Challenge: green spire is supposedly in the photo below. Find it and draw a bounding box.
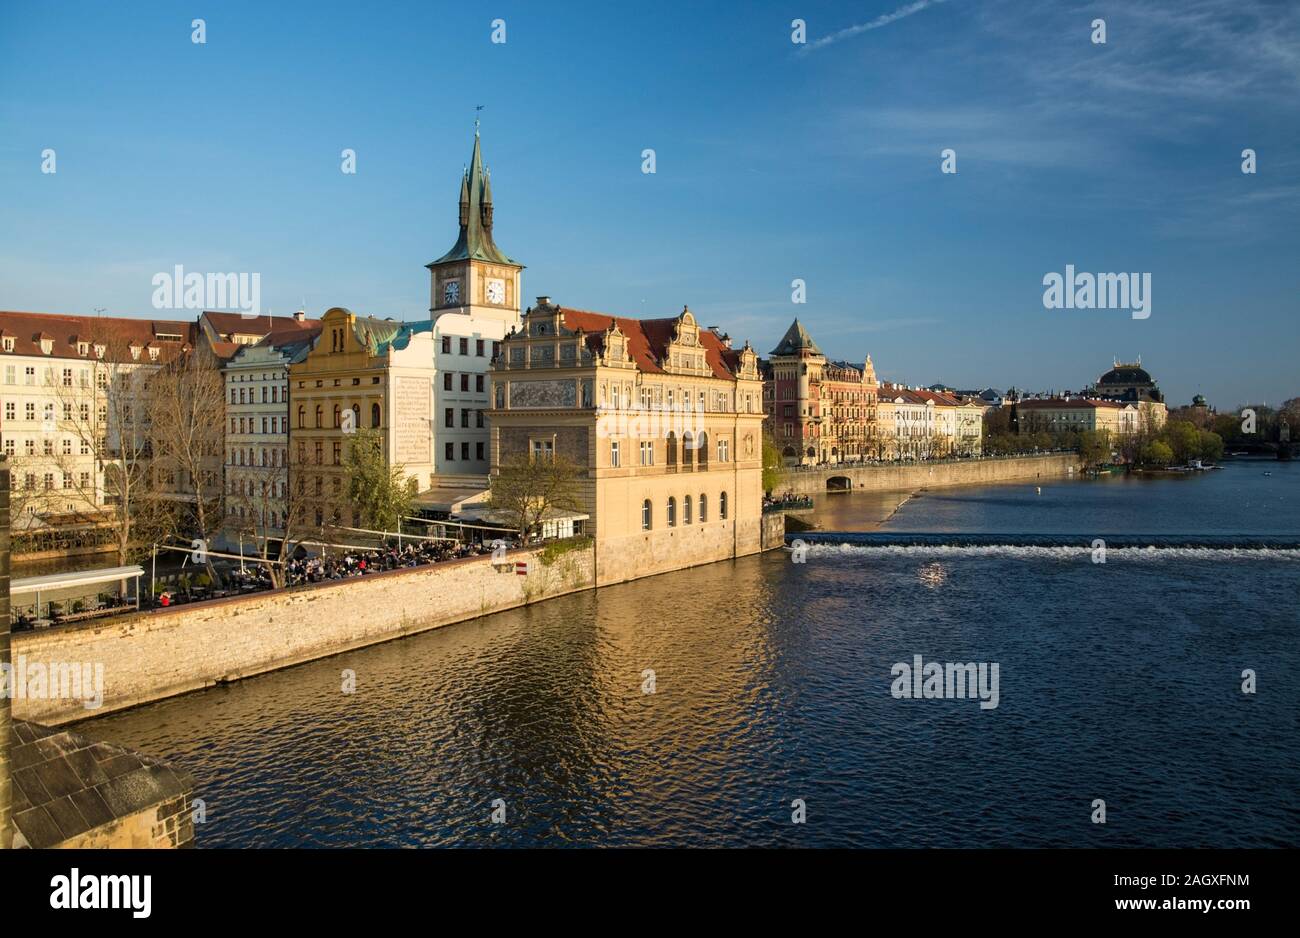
[429,130,516,268]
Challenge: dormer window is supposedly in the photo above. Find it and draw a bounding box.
[94,344,105,359]
[148,347,160,361]
[130,345,141,361]
[1,337,12,353]
[39,339,53,355]
[77,342,89,356]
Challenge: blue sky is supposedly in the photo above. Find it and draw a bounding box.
[1,0,1297,407]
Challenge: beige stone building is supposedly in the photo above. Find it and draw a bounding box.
[1015,397,1140,437]
[0,311,194,543]
[222,321,321,544]
[288,307,436,528]
[489,300,765,586]
[762,319,879,466]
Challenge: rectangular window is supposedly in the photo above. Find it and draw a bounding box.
[444,373,453,391]
[445,442,455,460]
[461,409,470,428]
[442,336,451,354]
[640,441,654,466]
[476,409,484,428]
[475,374,484,393]
[476,339,485,357]
[460,374,469,392]
[459,338,469,355]
[461,441,470,460]
[445,408,454,428]
[610,441,620,468]
[531,439,554,462]
[476,441,485,460]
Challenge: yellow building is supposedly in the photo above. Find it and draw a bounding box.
[1016,397,1139,437]
[489,300,765,586]
[288,307,436,528]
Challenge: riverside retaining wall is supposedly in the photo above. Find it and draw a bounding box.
[779,454,1077,495]
[11,543,596,726]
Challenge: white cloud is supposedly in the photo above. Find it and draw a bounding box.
[804,0,953,52]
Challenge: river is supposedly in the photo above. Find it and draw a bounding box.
[82,459,1300,847]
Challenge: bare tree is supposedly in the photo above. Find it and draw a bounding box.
[45,325,176,564]
[487,453,585,545]
[226,442,326,589]
[146,348,226,585]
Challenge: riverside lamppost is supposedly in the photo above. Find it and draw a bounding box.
[0,456,13,850]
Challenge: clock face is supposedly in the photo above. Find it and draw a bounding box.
[486,278,505,305]
[443,280,460,305]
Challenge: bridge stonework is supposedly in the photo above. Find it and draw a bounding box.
[776,454,1078,497]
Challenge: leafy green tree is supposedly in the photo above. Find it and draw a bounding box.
[1164,420,1202,464]
[344,427,413,532]
[761,429,785,494]
[1198,430,1224,463]
[1077,429,1111,467]
[1141,439,1174,466]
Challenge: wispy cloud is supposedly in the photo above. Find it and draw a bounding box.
[805,0,951,52]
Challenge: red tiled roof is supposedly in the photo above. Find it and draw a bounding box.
[557,308,739,380]
[201,311,315,336]
[908,388,962,406]
[0,311,195,361]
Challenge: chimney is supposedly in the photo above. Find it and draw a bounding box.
[535,296,552,308]
[294,309,305,322]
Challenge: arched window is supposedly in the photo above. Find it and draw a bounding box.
[315,405,323,428]
[667,496,676,527]
[297,405,305,429]
[642,498,652,531]
[682,432,694,470]
[333,404,341,428]
[720,491,728,520]
[699,494,707,522]
[666,432,678,470]
[697,432,708,470]
[371,402,380,428]
[684,495,692,524]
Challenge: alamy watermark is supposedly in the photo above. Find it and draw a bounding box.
[1,655,104,710]
[890,654,999,709]
[152,265,262,318]
[1042,265,1150,320]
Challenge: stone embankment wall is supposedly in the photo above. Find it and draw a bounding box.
[12,543,595,725]
[779,454,1077,496]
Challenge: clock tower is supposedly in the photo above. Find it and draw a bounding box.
[425,129,524,328]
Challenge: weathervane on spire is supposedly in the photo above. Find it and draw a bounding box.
[474,104,484,134]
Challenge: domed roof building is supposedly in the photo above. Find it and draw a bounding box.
[1092,357,1163,404]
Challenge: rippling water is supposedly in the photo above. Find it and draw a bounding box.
[84,461,1300,847]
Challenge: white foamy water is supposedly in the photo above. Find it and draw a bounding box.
[802,543,1300,561]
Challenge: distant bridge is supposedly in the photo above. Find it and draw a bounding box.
[774,453,1078,497]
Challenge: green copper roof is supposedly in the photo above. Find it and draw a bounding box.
[354,316,433,355]
[427,132,520,268]
[770,318,823,356]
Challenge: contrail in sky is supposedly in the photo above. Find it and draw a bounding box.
[805,0,951,51]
